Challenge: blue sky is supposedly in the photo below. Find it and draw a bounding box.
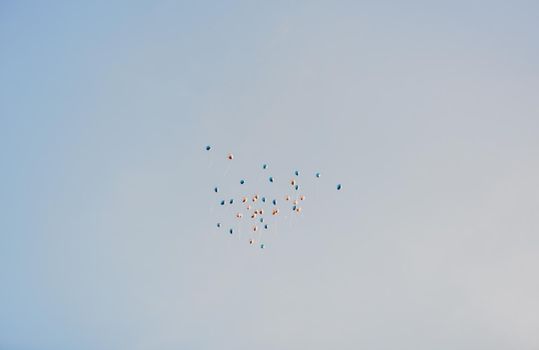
[1,1,538,349]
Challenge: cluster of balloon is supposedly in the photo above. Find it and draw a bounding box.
[205,145,342,249]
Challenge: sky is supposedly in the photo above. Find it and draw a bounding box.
[1,1,538,349]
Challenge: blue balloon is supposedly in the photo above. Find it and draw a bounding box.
[214,187,219,193]
[316,172,321,178]
[229,199,234,204]
[206,145,211,151]
[220,200,225,205]
[229,228,233,234]
[295,184,299,191]
[295,170,299,176]
[217,223,221,228]
[272,199,277,205]
[292,205,297,211]
[262,197,266,202]
[260,218,264,223]
[264,224,268,229]
[260,243,265,249]
[262,164,268,169]
[240,179,245,185]
[269,176,274,182]
[337,184,342,190]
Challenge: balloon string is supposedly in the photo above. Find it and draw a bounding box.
[209,196,216,218]
[222,162,232,178]
[253,168,264,192]
[258,223,265,246]
[282,211,291,234]
[207,152,214,169]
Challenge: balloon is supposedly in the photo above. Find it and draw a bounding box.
[204,147,343,249]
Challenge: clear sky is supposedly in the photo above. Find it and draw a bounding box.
[1,1,538,349]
